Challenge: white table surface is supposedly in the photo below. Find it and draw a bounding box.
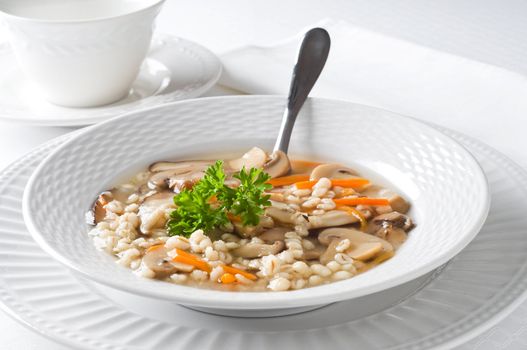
[1,0,527,349]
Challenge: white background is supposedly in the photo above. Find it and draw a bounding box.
[1,0,527,348]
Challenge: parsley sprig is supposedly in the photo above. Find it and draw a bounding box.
[166,160,272,237]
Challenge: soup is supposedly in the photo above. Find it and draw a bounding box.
[87,147,414,291]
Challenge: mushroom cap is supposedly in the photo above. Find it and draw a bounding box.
[147,161,212,190]
[302,242,326,260]
[228,147,268,171]
[141,191,175,206]
[142,246,178,278]
[347,242,383,261]
[265,205,302,225]
[167,171,205,193]
[308,209,371,229]
[318,227,393,264]
[233,221,262,238]
[231,240,285,258]
[310,163,359,180]
[263,150,291,178]
[149,160,213,173]
[385,227,407,249]
[370,211,413,232]
[367,212,412,249]
[257,227,290,243]
[88,191,113,225]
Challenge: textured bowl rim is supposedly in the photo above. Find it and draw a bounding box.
[22,95,491,309]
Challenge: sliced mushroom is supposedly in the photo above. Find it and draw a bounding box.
[302,242,326,260]
[310,163,359,180]
[369,211,414,232]
[147,161,212,190]
[360,185,410,214]
[265,205,303,225]
[308,209,371,229]
[228,147,267,171]
[141,246,178,278]
[231,240,285,258]
[141,191,175,206]
[149,160,213,173]
[368,212,412,249]
[232,215,274,238]
[138,192,174,233]
[385,227,407,250]
[233,222,263,238]
[318,228,393,264]
[148,170,172,189]
[224,178,242,188]
[167,171,205,193]
[263,150,291,178]
[87,191,113,225]
[258,227,290,242]
[347,242,383,260]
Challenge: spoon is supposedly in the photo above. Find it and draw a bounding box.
[273,28,331,154]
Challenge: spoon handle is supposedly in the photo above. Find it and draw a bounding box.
[273,27,331,154]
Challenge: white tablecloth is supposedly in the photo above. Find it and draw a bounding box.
[1,1,527,349]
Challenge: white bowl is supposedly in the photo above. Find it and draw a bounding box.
[23,96,490,316]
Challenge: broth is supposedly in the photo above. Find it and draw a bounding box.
[87,147,414,292]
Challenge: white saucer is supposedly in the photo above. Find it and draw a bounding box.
[0,34,222,126]
[0,128,526,349]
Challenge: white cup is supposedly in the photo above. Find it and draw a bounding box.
[0,0,165,107]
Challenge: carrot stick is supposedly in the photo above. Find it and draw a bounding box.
[294,178,370,190]
[172,255,211,273]
[294,180,318,189]
[173,248,198,259]
[333,198,390,206]
[172,248,211,272]
[219,273,237,284]
[337,205,367,231]
[222,265,257,281]
[267,174,310,187]
[330,178,370,188]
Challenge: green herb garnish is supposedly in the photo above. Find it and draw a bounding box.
[166,160,272,237]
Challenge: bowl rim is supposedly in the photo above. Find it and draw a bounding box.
[22,95,491,309]
[0,0,166,25]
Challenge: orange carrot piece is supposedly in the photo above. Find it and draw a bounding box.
[174,248,197,259]
[172,249,211,273]
[220,273,237,284]
[337,205,367,231]
[267,174,310,187]
[293,180,318,189]
[330,178,370,188]
[222,265,257,281]
[146,244,164,253]
[294,178,370,190]
[227,212,242,222]
[172,255,211,273]
[333,198,390,206]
